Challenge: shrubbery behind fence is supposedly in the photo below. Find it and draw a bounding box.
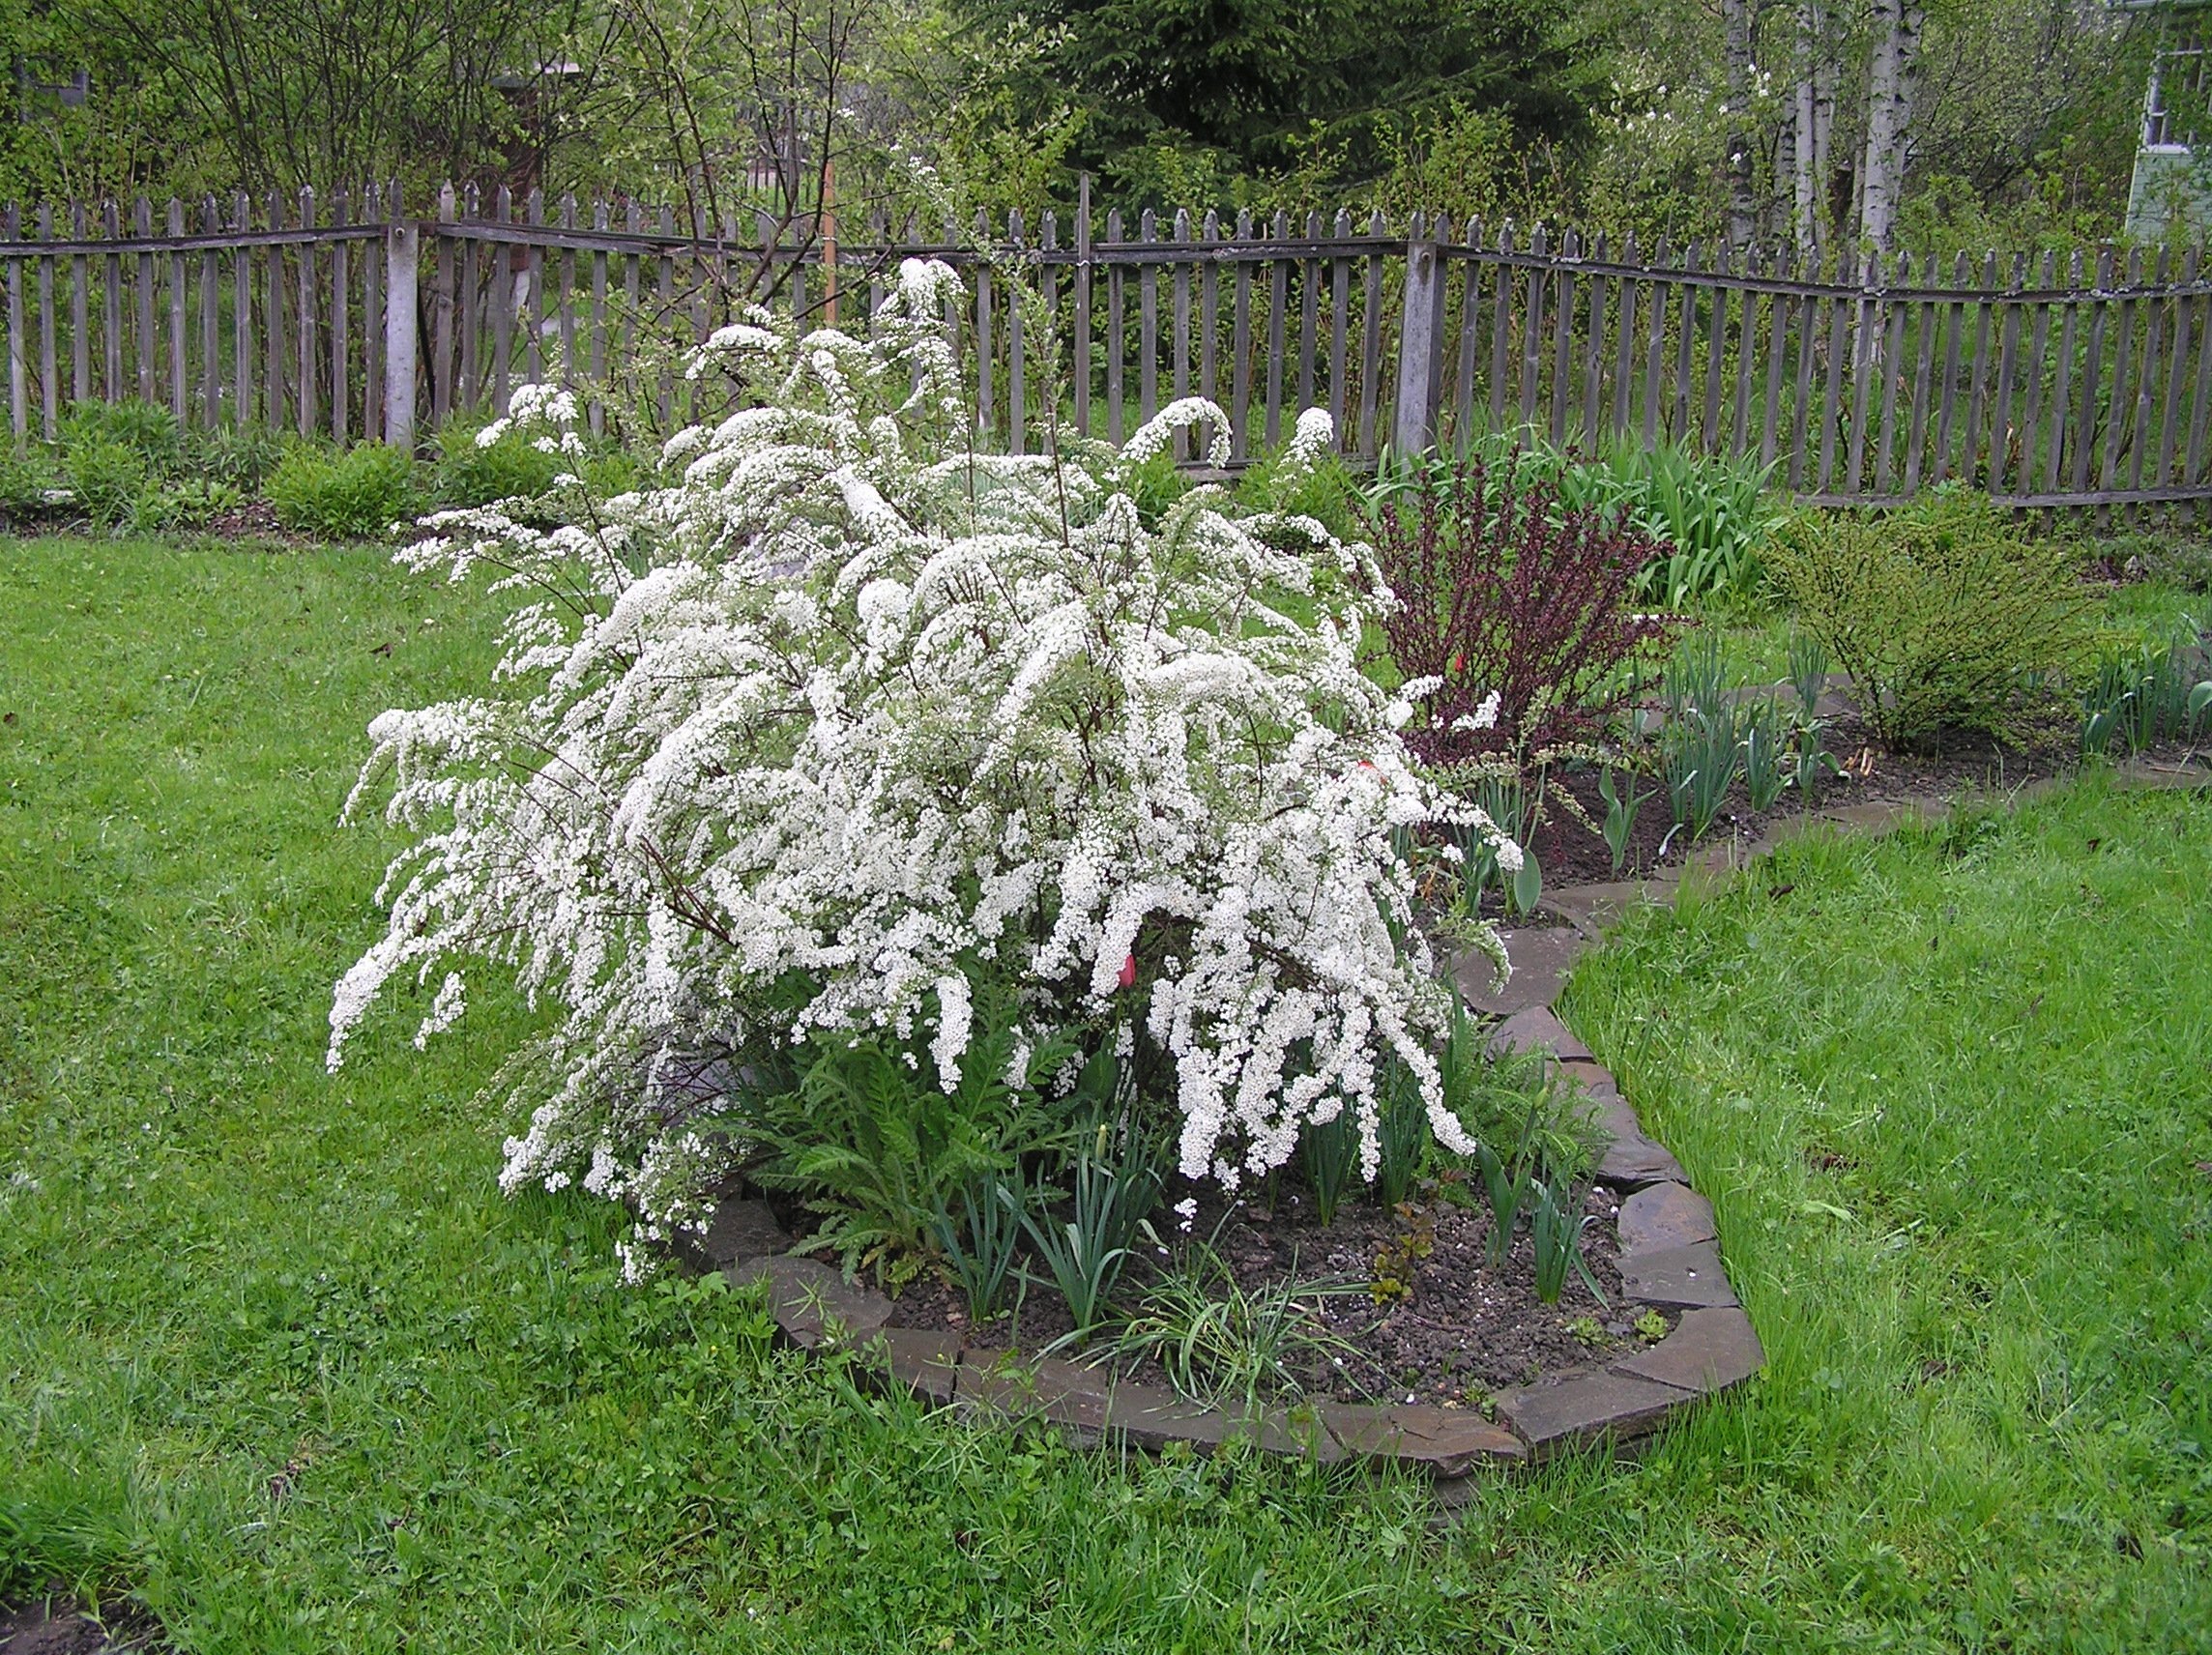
[6,182,2212,509]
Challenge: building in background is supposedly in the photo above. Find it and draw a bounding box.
[2125,0,2212,238]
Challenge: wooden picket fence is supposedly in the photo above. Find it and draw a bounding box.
[8,182,2212,512]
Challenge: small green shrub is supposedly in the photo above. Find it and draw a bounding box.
[0,446,64,521]
[131,478,244,533]
[185,422,285,489]
[434,416,562,507]
[2139,536,2212,594]
[60,397,181,472]
[65,439,151,527]
[268,444,419,539]
[1767,492,2101,748]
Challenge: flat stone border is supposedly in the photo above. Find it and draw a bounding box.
[675,759,2208,1490]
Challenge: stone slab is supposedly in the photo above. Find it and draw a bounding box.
[1591,1096,1688,1189]
[957,1354,1110,1424]
[951,1358,1333,1459]
[725,1254,894,1347]
[1457,925,1591,1016]
[2114,759,2212,792]
[1321,1402,1527,1475]
[1819,798,1943,835]
[1541,879,1667,936]
[1618,1239,1739,1310]
[681,1198,791,1272]
[1556,1058,1623,1105]
[1616,1181,1717,1255]
[1612,1306,1763,1395]
[859,1326,965,1404]
[1486,1005,1593,1063]
[1492,1370,1685,1456]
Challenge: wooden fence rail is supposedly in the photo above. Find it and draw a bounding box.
[7,184,2212,512]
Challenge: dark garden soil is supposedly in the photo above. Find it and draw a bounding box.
[883,1177,1659,1407]
[0,1594,155,1655]
[1494,713,2207,895]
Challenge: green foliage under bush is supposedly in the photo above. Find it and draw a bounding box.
[433,416,562,507]
[1558,440,1785,611]
[268,443,419,539]
[1766,491,2100,749]
[64,438,152,528]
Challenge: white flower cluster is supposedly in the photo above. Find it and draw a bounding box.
[330,258,1513,1256]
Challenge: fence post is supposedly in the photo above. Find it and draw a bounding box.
[385,219,419,450]
[1392,238,1445,454]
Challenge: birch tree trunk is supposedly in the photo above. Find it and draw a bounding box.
[1724,0,1758,254]
[1859,0,1924,254]
[1792,0,1836,256]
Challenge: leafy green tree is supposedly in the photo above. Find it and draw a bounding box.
[954,0,1607,204]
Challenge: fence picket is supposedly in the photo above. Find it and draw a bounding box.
[1614,234,1642,440]
[1264,210,1286,449]
[1760,247,1790,472]
[1701,246,1730,450]
[1551,228,1579,444]
[1105,209,1125,445]
[2159,249,2195,487]
[1073,178,1091,438]
[1359,211,1385,456]
[1008,208,1026,454]
[5,206,22,446]
[5,189,2210,511]
[2046,252,2083,493]
[263,193,285,430]
[1989,255,2024,492]
[297,188,319,436]
[1174,209,1193,452]
[2131,248,2166,505]
[70,202,89,407]
[330,189,350,443]
[199,198,220,428]
[1957,252,1995,484]
[1297,211,1319,417]
[2100,247,2139,506]
[1582,232,1611,445]
[36,205,56,440]
[1521,224,1550,425]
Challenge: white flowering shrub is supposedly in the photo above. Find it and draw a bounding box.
[330,259,1512,1268]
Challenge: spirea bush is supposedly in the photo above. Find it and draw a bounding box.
[329,260,1512,1272]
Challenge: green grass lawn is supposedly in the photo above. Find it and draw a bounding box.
[3,535,2208,1652]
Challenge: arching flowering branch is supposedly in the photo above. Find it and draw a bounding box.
[331,259,1515,1271]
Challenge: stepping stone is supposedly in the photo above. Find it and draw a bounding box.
[1612,1306,1763,1395]
[1486,1005,1593,1063]
[1616,1181,1717,1255]
[1102,1383,1336,1461]
[1542,880,1660,936]
[859,1326,964,1404]
[1456,925,1591,1016]
[1819,798,1944,834]
[725,1254,893,1347]
[679,1197,790,1272]
[1590,1096,1687,1189]
[1619,1239,1739,1309]
[1320,1402,1527,1475]
[1491,1370,1685,1457]
[1557,1058,1623,1104]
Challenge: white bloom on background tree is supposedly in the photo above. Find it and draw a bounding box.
[330,258,1513,1264]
